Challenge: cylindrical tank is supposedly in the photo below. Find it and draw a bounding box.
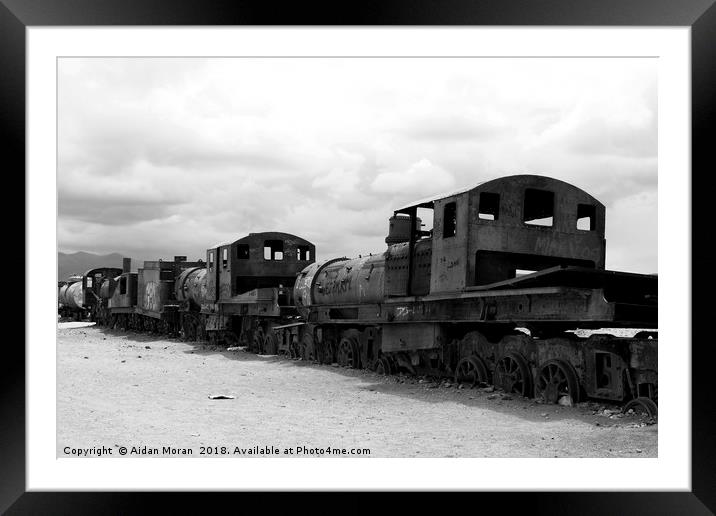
[99,277,117,299]
[59,281,84,310]
[175,267,208,310]
[58,284,69,307]
[293,254,386,316]
[293,261,330,315]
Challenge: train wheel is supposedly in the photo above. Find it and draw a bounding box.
[337,337,359,368]
[263,331,279,355]
[223,331,239,347]
[494,352,533,397]
[623,397,658,418]
[454,356,489,388]
[316,339,333,365]
[300,334,315,361]
[374,356,393,375]
[535,359,580,405]
[252,328,265,354]
[183,318,197,341]
[196,320,207,342]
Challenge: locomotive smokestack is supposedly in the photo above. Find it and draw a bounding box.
[122,257,131,273]
[174,255,187,263]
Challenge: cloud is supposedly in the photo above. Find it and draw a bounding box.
[57,57,657,273]
[399,115,504,142]
[370,159,455,198]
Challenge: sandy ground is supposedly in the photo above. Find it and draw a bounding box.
[57,324,657,458]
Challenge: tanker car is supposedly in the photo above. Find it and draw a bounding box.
[59,175,658,415]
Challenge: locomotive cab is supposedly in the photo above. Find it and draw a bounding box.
[205,232,316,304]
[386,174,606,296]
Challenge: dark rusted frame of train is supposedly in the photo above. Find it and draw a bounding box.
[61,175,658,412]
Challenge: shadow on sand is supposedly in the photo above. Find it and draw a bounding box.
[93,326,652,428]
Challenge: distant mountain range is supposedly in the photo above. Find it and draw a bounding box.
[58,251,126,281]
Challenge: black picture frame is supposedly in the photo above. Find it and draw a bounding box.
[4,0,715,513]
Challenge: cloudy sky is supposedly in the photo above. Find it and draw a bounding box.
[58,57,656,273]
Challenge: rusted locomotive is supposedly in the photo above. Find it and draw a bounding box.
[77,232,316,354]
[58,267,123,321]
[58,175,657,414]
[95,256,206,334]
[290,175,657,414]
[174,232,315,352]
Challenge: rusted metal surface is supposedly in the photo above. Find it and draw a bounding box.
[60,281,84,310]
[109,272,137,309]
[99,277,116,299]
[136,258,203,318]
[391,175,606,292]
[309,255,385,306]
[205,232,315,302]
[175,267,208,310]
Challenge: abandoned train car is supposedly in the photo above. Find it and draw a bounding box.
[59,174,657,414]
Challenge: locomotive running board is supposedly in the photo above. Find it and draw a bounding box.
[465,265,657,305]
[270,321,306,330]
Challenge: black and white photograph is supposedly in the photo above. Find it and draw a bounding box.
[8,17,703,501]
[55,54,660,459]
[1,0,714,506]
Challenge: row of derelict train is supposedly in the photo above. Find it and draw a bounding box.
[58,175,658,415]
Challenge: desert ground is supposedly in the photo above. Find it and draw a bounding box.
[57,323,657,458]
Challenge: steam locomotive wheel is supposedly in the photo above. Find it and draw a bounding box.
[454,356,489,388]
[315,340,329,364]
[337,337,359,368]
[494,352,533,397]
[535,359,580,404]
[263,331,279,355]
[183,318,196,341]
[623,397,658,418]
[196,321,207,342]
[223,331,239,347]
[374,356,393,375]
[252,328,265,354]
[300,334,315,361]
